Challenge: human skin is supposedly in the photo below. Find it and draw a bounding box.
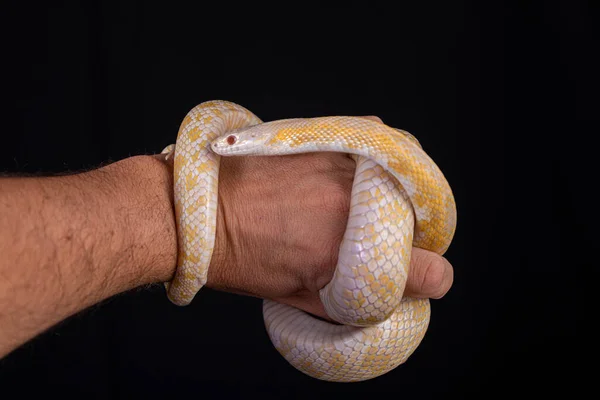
[0,118,454,358]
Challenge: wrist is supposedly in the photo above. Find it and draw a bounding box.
[114,154,178,288]
[85,154,178,294]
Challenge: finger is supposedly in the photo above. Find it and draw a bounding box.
[404,247,454,299]
[358,115,383,123]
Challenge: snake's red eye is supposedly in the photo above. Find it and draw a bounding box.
[226,135,237,145]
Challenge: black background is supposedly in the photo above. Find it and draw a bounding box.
[0,1,592,399]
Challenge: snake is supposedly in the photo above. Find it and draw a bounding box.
[162,100,456,382]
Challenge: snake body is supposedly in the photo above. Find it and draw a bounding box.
[164,100,456,382]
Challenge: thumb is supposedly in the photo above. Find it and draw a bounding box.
[404,247,454,299]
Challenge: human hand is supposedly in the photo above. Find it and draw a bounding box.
[205,117,454,320]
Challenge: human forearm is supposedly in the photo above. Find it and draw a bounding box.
[0,155,177,357]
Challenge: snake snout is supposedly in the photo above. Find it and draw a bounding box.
[210,139,227,152]
[211,133,239,154]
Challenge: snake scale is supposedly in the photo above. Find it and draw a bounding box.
[162,100,456,382]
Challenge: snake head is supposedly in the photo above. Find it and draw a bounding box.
[210,123,276,156]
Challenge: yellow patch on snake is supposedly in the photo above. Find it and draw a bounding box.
[181,115,193,128]
[188,126,202,142]
[184,225,198,240]
[185,173,199,192]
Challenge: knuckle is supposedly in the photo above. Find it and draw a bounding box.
[310,153,346,172]
[360,115,383,123]
[319,184,351,216]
